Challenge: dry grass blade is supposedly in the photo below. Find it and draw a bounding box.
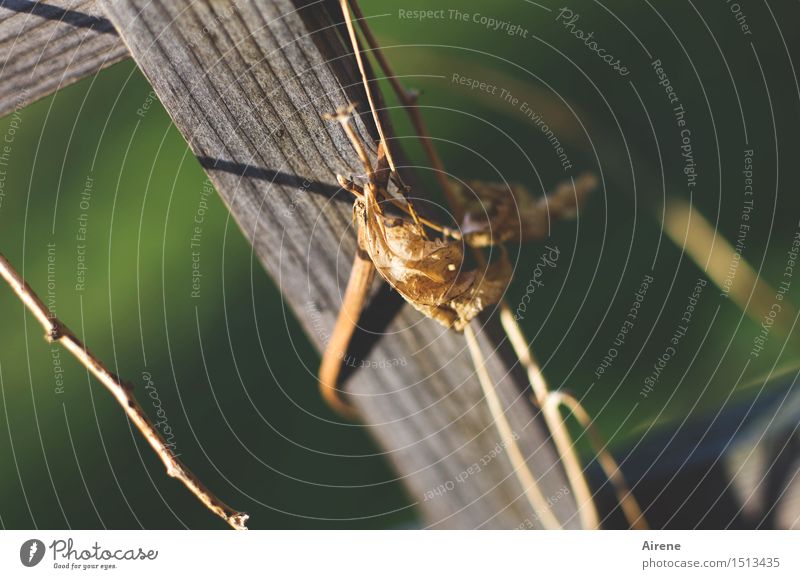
[0,253,248,530]
[338,0,426,235]
[499,305,649,529]
[663,197,795,334]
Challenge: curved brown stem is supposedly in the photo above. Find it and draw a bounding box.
[318,249,375,419]
[545,391,649,530]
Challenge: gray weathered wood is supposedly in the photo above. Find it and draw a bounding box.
[100,0,580,528]
[0,0,127,117]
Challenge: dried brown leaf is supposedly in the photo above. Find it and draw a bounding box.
[355,194,510,330]
[453,173,597,247]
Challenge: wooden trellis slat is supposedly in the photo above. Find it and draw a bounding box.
[0,0,127,117]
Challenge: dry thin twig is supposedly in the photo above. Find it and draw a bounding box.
[338,0,426,236]
[0,252,248,530]
[346,0,462,218]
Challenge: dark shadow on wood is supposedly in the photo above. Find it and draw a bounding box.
[335,280,407,389]
[197,156,345,201]
[1,0,117,34]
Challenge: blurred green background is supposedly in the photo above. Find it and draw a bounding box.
[1,0,799,529]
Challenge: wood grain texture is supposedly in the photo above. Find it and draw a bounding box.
[0,0,128,117]
[101,0,581,528]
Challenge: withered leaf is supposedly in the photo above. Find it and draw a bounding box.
[453,173,597,247]
[354,195,510,331]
